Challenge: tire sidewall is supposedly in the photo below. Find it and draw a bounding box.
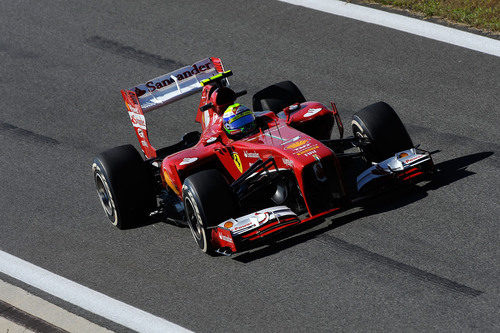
[92,161,119,226]
[183,183,210,252]
[181,169,238,254]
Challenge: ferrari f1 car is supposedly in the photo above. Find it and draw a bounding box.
[92,57,434,255]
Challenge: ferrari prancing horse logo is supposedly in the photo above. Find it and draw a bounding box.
[232,152,243,173]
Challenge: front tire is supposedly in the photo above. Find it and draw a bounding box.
[182,170,237,254]
[92,145,155,229]
[352,102,413,162]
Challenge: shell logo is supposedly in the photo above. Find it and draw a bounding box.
[286,140,308,149]
[398,152,409,158]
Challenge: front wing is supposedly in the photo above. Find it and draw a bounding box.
[210,206,339,254]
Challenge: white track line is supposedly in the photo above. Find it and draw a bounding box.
[0,250,191,333]
[279,0,500,57]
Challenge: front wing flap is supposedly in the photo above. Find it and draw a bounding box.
[210,205,339,254]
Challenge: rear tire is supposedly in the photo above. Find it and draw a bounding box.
[252,81,306,113]
[182,170,237,254]
[352,102,413,162]
[92,145,155,229]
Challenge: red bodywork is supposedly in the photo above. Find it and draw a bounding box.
[120,60,347,253]
[163,92,343,214]
[168,84,345,251]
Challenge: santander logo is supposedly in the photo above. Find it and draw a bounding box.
[141,62,212,93]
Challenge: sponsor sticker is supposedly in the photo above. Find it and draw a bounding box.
[129,114,146,129]
[244,151,260,159]
[304,107,322,117]
[233,222,254,231]
[286,140,308,150]
[293,142,311,152]
[218,232,233,244]
[404,155,422,164]
[179,157,198,166]
[296,145,319,155]
[126,100,142,115]
[134,87,146,97]
[254,212,270,225]
[143,62,212,93]
[304,150,318,157]
[232,152,243,173]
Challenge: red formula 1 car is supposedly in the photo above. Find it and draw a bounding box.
[92,57,434,255]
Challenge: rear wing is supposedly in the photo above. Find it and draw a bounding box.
[120,57,226,159]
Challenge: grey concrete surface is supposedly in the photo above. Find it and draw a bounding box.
[0,1,498,332]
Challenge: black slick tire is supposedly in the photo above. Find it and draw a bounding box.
[252,81,306,113]
[182,170,237,254]
[92,144,155,229]
[352,102,413,162]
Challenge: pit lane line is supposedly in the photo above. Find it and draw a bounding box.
[0,250,191,333]
[279,0,500,57]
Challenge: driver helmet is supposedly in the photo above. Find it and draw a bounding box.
[222,103,256,136]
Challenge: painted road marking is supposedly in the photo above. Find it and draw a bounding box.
[0,279,112,332]
[0,250,191,333]
[279,0,500,57]
[0,316,35,333]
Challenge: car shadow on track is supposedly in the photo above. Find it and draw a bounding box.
[233,151,494,263]
[129,215,188,230]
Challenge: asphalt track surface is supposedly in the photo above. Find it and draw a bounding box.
[0,1,498,332]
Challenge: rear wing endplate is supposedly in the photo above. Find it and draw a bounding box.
[120,57,225,159]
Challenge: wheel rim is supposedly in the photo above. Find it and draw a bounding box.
[95,172,115,218]
[352,120,365,138]
[352,120,373,161]
[185,196,202,241]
